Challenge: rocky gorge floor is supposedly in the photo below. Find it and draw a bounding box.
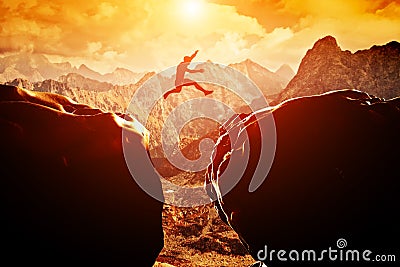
[153,172,256,267]
[154,204,255,267]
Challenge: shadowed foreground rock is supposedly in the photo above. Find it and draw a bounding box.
[0,85,164,266]
[207,90,399,266]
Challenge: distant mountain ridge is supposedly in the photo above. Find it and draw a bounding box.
[6,75,137,113]
[0,52,293,95]
[3,36,399,106]
[3,36,400,181]
[0,53,145,85]
[58,73,114,92]
[275,36,400,103]
[229,59,293,96]
[275,64,295,81]
[0,53,71,82]
[75,64,145,85]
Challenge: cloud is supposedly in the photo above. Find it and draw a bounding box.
[234,0,400,70]
[280,0,400,51]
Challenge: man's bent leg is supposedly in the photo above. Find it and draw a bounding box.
[163,86,182,99]
[183,79,213,96]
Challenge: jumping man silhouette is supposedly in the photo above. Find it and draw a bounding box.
[163,50,213,99]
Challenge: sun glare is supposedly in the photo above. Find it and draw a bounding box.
[182,0,204,18]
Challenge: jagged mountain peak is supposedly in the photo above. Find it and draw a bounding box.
[238,58,268,68]
[78,64,93,71]
[368,40,400,52]
[75,64,103,80]
[229,59,291,96]
[386,40,400,48]
[243,58,255,64]
[230,58,274,74]
[274,36,400,103]
[59,72,86,80]
[275,64,295,81]
[113,67,131,72]
[312,35,340,51]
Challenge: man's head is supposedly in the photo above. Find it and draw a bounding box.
[183,56,192,62]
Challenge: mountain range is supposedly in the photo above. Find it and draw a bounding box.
[2,36,399,107]
[275,36,400,103]
[0,51,294,97]
[0,52,145,85]
[2,35,400,177]
[4,58,295,115]
[229,59,294,96]
[4,58,293,178]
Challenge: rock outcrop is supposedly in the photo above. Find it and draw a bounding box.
[0,85,164,266]
[275,36,400,103]
[207,90,400,266]
[6,77,136,113]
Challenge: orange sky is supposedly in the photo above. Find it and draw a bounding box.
[1,0,399,73]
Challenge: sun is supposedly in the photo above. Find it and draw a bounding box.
[182,0,204,18]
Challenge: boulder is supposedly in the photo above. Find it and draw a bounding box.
[206,90,399,266]
[0,85,164,266]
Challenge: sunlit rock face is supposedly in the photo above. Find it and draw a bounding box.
[275,36,400,104]
[0,85,164,266]
[207,90,399,266]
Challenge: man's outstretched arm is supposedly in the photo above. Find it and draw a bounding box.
[186,50,204,73]
[187,68,204,73]
[188,50,199,61]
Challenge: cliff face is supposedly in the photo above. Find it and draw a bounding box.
[0,85,164,265]
[276,36,400,103]
[207,90,400,265]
